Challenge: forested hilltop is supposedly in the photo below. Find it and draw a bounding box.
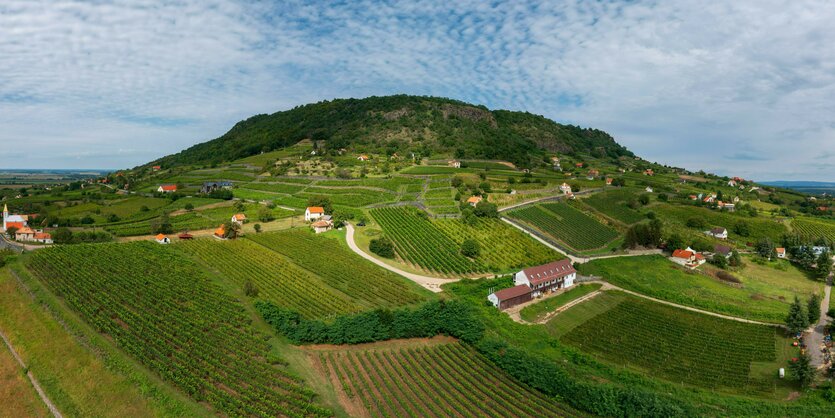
[153,95,632,168]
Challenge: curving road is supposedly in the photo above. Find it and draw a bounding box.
[344,223,456,293]
[807,273,832,369]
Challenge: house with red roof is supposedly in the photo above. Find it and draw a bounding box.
[305,206,325,221]
[487,285,534,310]
[213,224,227,240]
[15,226,35,242]
[311,219,333,234]
[155,234,170,244]
[514,259,577,297]
[670,247,706,269]
[3,204,28,232]
[157,184,177,193]
[231,213,247,224]
[776,247,786,259]
[466,196,483,207]
[643,169,654,176]
[152,165,161,171]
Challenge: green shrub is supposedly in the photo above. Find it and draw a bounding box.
[369,237,395,258]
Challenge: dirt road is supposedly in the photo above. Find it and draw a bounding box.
[807,273,832,369]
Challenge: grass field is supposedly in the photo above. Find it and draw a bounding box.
[507,202,619,251]
[652,203,788,243]
[579,255,819,323]
[544,291,629,337]
[247,229,429,308]
[0,268,204,417]
[560,293,781,394]
[318,341,584,418]
[582,189,644,224]
[0,343,48,418]
[520,283,602,322]
[26,243,331,417]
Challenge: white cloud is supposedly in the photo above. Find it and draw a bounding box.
[0,0,833,180]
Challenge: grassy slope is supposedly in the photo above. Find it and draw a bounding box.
[0,268,206,417]
[0,344,48,418]
[520,283,603,322]
[578,255,816,323]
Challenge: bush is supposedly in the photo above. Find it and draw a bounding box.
[686,217,705,229]
[461,239,480,258]
[369,237,395,258]
[715,271,740,283]
[243,280,259,297]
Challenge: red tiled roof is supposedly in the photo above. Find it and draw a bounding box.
[776,247,786,254]
[155,234,167,240]
[672,249,694,259]
[34,232,51,240]
[4,222,25,230]
[233,213,246,221]
[159,184,177,191]
[16,226,34,235]
[467,196,482,204]
[307,206,324,214]
[311,220,331,228]
[522,259,576,286]
[492,285,532,301]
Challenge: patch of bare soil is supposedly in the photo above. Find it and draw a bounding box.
[785,391,801,401]
[301,335,457,352]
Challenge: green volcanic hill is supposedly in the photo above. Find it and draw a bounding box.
[153,95,632,168]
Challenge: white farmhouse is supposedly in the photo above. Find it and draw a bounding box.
[305,206,325,221]
[513,259,576,298]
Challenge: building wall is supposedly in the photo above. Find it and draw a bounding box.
[498,292,532,310]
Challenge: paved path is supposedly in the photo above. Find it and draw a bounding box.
[500,217,662,264]
[344,223,456,293]
[807,273,832,369]
[0,329,63,418]
[497,188,602,213]
[505,280,782,327]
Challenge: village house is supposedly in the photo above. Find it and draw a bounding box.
[155,234,170,244]
[311,218,333,234]
[713,244,732,259]
[587,169,599,180]
[152,165,161,171]
[645,186,653,193]
[32,232,53,244]
[231,213,247,224]
[718,201,735,211]
[551,156,561,171]
[467,196,483,207]
[15,226,35,241]
[448,160,461,168]
[487,259,578,310]
[706,227,728,239]
[560,183,572,194]
[575,162,583,168]
[305,206,325,221]
[213,224,227,240]
[727,180,736,187]
[776,247,786,259]
[605,178,613,186]
[671,247,706,269]
[200,181,233,194]
[157,184,177,193]
[644,169,654,176]
[703,195,715,204]
[357,155,369,161]
[689,195,698,200]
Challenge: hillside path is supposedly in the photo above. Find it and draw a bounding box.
[500,217,662,264]
[0,329,63,418]
[807,273,832,369]
[344,223,457,293]
[506,280,782,327]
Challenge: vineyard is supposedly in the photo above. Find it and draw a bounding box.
[247,230,428,308]
[582,189,644,224]
[26,242,330,417]
[371,207,483,275]
[562,295,779,393]
[318,341,584,418]
[177,239,363,318]
[507,202,619,250]
[652,204,787,242]
[792,217,835,241]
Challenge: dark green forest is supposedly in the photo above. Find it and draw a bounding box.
[151,95,632,168]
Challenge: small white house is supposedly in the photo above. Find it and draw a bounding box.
[311,219,333,234]
[155,234,170,244]
[157,184,177,193]
[467,196,483,207]
[559,183,572,194]
[706,227,728,239]
[448,160,461,168]
[645,186,653,193]
[231,213,247,224]
[776,248,786,259]
[305,206,325,221]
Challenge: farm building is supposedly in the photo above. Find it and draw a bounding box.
[448,160,461,168]
[605,178,613,185]
[157,184,178,193]
[14,226,35,241]
[311,219,333,234]
[713,244,732,258]
[587,169,599,180]
[155,234,170,244]
[213,225,227,240]
[466,196,483,207]
[514,259,577,298]
[231,213,247,224]
[32,232,53,244]
[357,155,369,161]
[706,227,728,239]
[645,186,653,193]
[178,233,194,240]
[643,169,654,176]
[776,247,786,258]
[152,165,161,171]
[487,285,533,310]
[671,248,706,269]
[560,183,572,194]
[200,181,233,193]
[305,206,325,221]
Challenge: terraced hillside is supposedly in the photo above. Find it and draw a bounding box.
[506,202,619,251]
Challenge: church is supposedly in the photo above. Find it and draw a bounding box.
[2,204,28,232]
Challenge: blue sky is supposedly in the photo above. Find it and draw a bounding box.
[1,0,834,181]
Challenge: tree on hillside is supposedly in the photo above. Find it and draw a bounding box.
[624,219,663,249]
[786,296,810,334]
[807,294,821,325]
[461,239,480,258]
[257,206,274,222]
[755,238,776,260]
[151,214,173,234]
[816,251,832,279]
[733,221,750,237]
[473,201,498,218]
[222,220,241,239]
[665,234,685,251]
[789,352,816,388]
[686,217,705,229]
[370,237,395,258]
[729,250,743,267]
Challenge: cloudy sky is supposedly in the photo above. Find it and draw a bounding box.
[1,1,833,180]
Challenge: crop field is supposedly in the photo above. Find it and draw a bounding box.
[578,256,812,323]
[792,217,835,241]
[316,177,423,192]
[371,207,482,275]
[26,242,331,417]
[0,346,48,417]
[582,189,644,224]
[247,230,428,308]
[561,295,779,393]
[507,202,619,250]
[653,204,787,242]
[423,187,454,199]
[241,181,307,194]
[319,342,583,418]
[432,217,559,271]
[177,239,363,318]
